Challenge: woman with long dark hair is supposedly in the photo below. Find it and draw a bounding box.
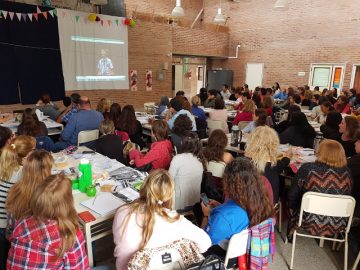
[17,108,48,137]
[279,112,316,148]
[320,110,342,141]
[118,105,144,149]
[338,116,359,157]
[109,103,122,129]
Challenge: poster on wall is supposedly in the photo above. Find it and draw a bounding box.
[146,70,152,91]
[130,70,138,91]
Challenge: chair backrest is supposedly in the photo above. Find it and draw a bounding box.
[77,129,99,147]
[148,248,185,270]
[206,119,224,135]
[237,121,251,130]
[224,229,249,269]
[299,192,356,233]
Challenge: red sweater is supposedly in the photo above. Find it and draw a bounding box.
[232,111,253,125]
[129,139,173,170]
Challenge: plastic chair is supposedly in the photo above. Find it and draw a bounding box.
[352,251,360,270]
[290,192,356,270]
[274,200,282,233]
[148,248,185,270]
[77,129,99,147]
[206,119,224,135]
[224,229,249,270]
[237,121,251,130]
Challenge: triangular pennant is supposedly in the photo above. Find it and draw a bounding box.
[33,13,38,21]
[28,13,33,21]
[9,12,14,20]
[49,10,54,17]
[100,19,104,26]
[36,6,41,14]
[21,13,27,21]
[42,11,48,19]
[75,15,80,22]
[2,10,8,19]
[53,9,57,16]
[83,17,87,24]
[107,19,111,26]
[16,13,21,21]
[114,19,119,26]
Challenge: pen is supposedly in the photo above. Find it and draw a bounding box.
[92,194,98,206]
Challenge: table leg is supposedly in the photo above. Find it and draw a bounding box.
[85,223,94,267]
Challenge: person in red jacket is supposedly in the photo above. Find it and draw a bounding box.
[232,99,256,125]
[129,120,173,171]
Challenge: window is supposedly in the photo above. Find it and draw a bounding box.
[309,64,345,91]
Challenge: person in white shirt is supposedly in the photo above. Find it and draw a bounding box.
[169,132,205,211]
[220,84,231,100]
[112,169,211,270]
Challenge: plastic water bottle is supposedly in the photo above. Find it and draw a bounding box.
[78,158,92,193]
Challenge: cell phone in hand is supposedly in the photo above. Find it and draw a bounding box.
[200,193,209,205]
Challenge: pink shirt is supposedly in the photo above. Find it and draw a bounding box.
[209,109,229,133]
[112,206,211,270]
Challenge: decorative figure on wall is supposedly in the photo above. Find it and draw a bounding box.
[130,70,138,91]
[146,70,152,91]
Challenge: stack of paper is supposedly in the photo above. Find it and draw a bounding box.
[80,192,125,216]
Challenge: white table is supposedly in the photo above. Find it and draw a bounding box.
[1,115,63,135]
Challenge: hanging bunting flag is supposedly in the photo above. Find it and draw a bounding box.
[42,11,47,19]
[114,18,119,26]
[52,9,57,16]
[33,13,38,21]
[16,12,21,21]
[107,19,111,26]
[2,10,8,19]
[75,15,80,22]
[100,19,104,26]
[9,11,14,20]
[36,6,41,14]
[49,10,54,17]
[28,13,33,21]
[21,13,27,21]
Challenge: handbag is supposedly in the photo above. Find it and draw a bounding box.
[187,255,225,270]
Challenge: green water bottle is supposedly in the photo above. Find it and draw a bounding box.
[78,158,92,193]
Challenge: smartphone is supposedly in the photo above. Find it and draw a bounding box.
[200,193,209,205]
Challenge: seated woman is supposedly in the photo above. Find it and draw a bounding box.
[301,90,314,108]
[319,101,334,124]
[203,89,218,108]
[118,105,145,149]
[156,96,170,116]
[96,98,111,118]
[320,110,342,141]
[0,135,35,268]
[169,132,205,211]
[338,116,359,157]
[287,139,352,241]
[96,119,125,164]
[348,130,360,216]
[245,126,290,204]
[129,120,173,170]
[201,158,273,257]
[208,98,229,133]
[7,174,89,269]
[17,108,48,137]
[171,114,193,152]
[274,105,301,134]
[113,169,211,270]
[204,129,233,179]
[191,96,206,121]
[242,108,267,133]
[335,95,351,114]
[279,112,316,148]
[198,88,208,106]
[0,126,13,150]
[232,99,256,125]
[36,93,60,121]
[262,95,273,116]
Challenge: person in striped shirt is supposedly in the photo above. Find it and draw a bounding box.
[0,135,35,270]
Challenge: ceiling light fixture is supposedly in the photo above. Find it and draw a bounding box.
[214,0,226,24]
[171,0,185,17]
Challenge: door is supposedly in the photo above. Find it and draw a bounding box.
[350,65,360,91]
[245,63,264,91]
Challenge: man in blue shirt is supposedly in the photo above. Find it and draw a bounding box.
[166,98,196,131]
[54,96,103,151]
[273,88,288,100]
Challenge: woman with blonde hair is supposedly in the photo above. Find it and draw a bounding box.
[112,169,211,270]
[6,149,54,221]
[7,174,89,269]
[96,98,111,118]
[191,95,206,121]
[245,126,289,203]
[0,135,35,269]
[232,99,256,125]
[287,139,352,242]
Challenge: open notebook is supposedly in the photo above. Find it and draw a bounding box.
[80,192,125,216]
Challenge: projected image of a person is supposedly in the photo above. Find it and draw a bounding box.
[97,49,114,76]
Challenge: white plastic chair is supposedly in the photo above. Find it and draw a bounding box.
[237,121,251,130]
[148,248,185,270]
[206,119,224,135]
[274,200,282,233]
[290,192,356,270]
[224,229,249,270]
[352,251,360,270]
[77,129,99,147]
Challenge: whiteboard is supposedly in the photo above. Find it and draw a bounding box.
[245,63,264,90]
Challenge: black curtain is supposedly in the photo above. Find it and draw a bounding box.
[0,1,65,105]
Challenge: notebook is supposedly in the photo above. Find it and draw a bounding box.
[80,192,125,216]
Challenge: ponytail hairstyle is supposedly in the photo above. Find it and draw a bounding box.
[0,135,35,180]
[30,174,79,259]
[6,149,54,220]
[119,169,179,249]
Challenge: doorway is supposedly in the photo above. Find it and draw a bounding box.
[350,65,360,91]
